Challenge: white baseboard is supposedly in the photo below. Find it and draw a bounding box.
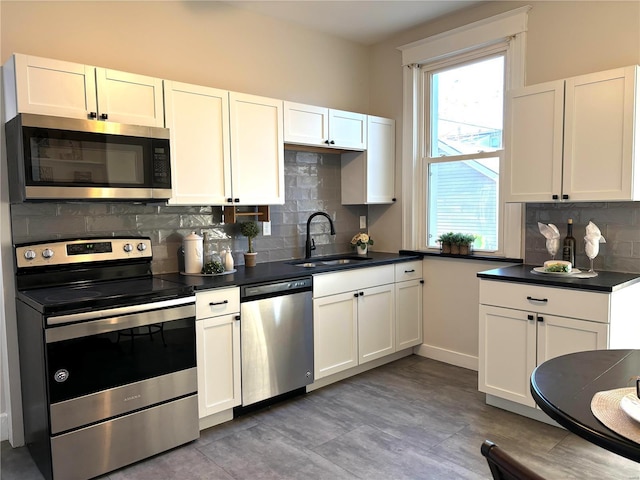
[485,394,563,428]
[1,412,8,441]
[307,349,413,392]
[414,344,478,371]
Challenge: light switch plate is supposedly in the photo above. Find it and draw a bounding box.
[359,216,367,229]
[263,221,271,236]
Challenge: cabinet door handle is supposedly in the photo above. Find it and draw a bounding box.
[88,112,97,119]
[209,300,229,306]
[526,296,548,303]
[234,198,240,203]
[359,291,364,296]
[235,315,241,321]
[354,293,359,298]
[420,280,425,284]
[100,113,108,120]
[562,194,569,200]
[329,140,335,145]
[226,198,233,203]
[404,269,415,273]
[527,314,534,320]
[324,140,330,145]
[552,194,559,200]
[537,316,544,322]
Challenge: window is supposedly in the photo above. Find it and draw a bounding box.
[399,6,528,257]
[424,53,505,251]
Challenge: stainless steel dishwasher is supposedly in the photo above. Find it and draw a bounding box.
[240,277,314,406]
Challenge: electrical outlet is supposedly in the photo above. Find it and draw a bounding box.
[263,221,271,236]
[359,216,367,229]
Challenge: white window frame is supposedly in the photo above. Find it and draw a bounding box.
[422,46,506,253]
[398,6,531,258]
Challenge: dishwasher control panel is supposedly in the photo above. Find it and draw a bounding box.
[241,277,313,301]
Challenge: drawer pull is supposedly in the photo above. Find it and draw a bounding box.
[404,269,416,273]
[526,296,548,303]
[209,300,229,306]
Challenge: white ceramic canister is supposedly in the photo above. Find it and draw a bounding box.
[183,231,204,273]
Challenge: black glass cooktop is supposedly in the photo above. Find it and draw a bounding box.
[18,277,192,315]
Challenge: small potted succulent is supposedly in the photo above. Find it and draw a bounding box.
[240,221,259,267]
[457,233,476,255]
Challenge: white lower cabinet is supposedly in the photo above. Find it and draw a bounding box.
[478,279,640,409]
[313,261,423,381]
[195,288,241,419]
[394,261,423,351]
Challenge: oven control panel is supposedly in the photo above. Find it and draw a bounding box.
[16,237,153,268]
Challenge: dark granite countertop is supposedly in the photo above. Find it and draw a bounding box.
[477,264,640,292]
[400,249,523,263]
[157,251,420,290]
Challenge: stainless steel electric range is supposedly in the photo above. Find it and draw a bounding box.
[14,237,198,480]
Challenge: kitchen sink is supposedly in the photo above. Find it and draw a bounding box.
[288,255,372,268]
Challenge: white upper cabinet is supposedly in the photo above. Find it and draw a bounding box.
[505,65,640,202]
[284,101,367,151]
[4,53,163,127]
[341,115,396,204]
[164,81,232,205]
[229,92,285,205]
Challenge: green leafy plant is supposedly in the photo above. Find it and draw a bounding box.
[437,232,456,245]
[240,221,259,253]
[458,233,476,246]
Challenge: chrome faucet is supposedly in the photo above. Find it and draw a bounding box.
[305,211,336,258]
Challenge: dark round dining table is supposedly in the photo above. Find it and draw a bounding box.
[531,349,640,463]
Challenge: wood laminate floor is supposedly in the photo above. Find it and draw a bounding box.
[2,356,639,479]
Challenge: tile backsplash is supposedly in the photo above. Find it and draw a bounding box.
[10,150,367,273]
[525,202,640,273]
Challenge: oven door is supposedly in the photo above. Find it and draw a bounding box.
[6,113,172,201]
[45,298,196,434]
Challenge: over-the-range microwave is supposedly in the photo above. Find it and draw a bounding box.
[5,113,172,202]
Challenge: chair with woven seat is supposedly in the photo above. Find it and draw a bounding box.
[481,440,546,480]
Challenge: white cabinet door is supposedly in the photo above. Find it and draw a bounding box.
[479,305,537,407]
[329,109,367,151]
[283,101,329,147]
[7,53,97,120]
[395,279,423,350]
[164,81,232,205]
[96,67,164,127]
[341,115,395,205]
[563,66,637,201]
[358,283,395,364]
[196,313,241,418]
[229,92,284,205]
[313,292,358,379]
[537,314,608,363]
[505,81,564,202]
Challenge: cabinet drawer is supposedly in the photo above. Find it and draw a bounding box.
[395,261,422,282]
[196,287,240,319]
[314,265,394,298]
[479,280,610,323]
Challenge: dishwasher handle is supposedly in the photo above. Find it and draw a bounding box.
[241,277,312,302]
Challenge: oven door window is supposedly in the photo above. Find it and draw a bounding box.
[24,127,150,187]
[46,317,195,404]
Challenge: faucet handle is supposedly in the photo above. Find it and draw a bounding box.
[311,238,316,251]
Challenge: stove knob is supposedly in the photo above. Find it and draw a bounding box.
[137,242,147,252]
[123,243,133,253]
[42,248,54,259]
[23,250,37,260]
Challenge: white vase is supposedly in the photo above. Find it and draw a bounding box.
[357,244,368,256]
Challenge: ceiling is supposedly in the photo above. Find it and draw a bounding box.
[227,1,483,46]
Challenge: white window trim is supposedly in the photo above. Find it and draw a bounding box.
[398,6,530,258]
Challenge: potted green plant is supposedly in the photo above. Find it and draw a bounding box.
[240,221,259,267]
[458,233,476,255]
[437,232,455,254]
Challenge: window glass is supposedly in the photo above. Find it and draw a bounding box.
[430,56,504,157]
[425,53,505,251]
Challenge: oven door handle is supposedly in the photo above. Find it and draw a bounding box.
[45,299,195,343]
[46,296,195,327]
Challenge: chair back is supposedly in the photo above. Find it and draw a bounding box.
[481,440,546,480]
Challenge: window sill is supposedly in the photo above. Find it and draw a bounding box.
[400,249,523,264]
